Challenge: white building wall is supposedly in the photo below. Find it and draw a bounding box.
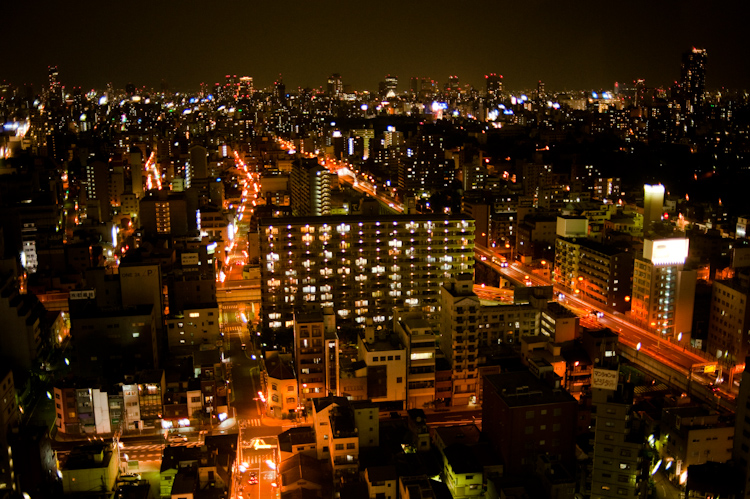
[122,384,141,430]
[93,389,111,434]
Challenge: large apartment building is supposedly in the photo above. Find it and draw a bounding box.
[631,237,696,340]
[440,274,481,406]
[707,274,750,367]
[555,237,634,313]
[293,309,339,405]
[259,214,475,330]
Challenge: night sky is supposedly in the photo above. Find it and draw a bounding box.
[5,0,749,93]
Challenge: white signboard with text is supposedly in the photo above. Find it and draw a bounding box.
[591,368,619,390]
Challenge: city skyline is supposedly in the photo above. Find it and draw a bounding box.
[4,0,750,92]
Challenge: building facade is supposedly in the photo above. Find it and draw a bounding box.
[259,214,475,330]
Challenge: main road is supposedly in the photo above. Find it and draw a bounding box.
[473,244,737,405]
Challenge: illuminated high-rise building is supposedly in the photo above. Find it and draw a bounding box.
[85,160,111,223]
[447,75,459,95]
[238,76,253,98]
[537,80,546,99]
[680,47,707,112]
[47,65,61,103]
[384,74,398,97]
[642,184,665,233]
[259,214,475,330]
[631,236,696,340]
[290,157,332,217]
[327,73,343,98]
[707,276,750,367]
[485,73,503,97]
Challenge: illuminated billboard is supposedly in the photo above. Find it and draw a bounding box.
[643,238,689,266]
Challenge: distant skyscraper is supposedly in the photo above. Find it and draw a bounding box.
[537,80,545,99]
[327,73,343,98]
[239,76,253,98]
[485,73,503,97]
[681,47,707,112]
[385,74,398,97]
[47,65,61,103]
[447,75,459,94]
[224,74,238,100]
[409,77,426,95]
[274,77,286,102]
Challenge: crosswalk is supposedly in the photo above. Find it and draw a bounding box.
[239,418,262,428]
[125,441,203,452]
[240,454,271,465]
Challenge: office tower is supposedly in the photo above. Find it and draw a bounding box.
[85,159,111,222]
[293,308,339,405]
[483,369,577,475]
[238,76,253,98]
[384,74,398,97]
[631,237,696,340]
[485,73,503,97]
[259,214,475,330]
[447,75,460,95]
[130,148,143,197]
[109,165,124,208]
[642,184,665,233]
[188,145,208,186]
[290,157,332,217]
[138,190,189,237]
[537,80,546,99]
[409,77,426,95]
[224,74,238,100]
[327,73,343,98]
[274,77,286,102]
[707,274,750,367]
[681,47,707,112]
[634,79,647,107]
[47,65,61,103]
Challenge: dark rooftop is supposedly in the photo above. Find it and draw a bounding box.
[484,370,576,408]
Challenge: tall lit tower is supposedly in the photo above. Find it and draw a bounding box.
[48,65,61,102]
[632,236,695,340]
[643,184,665,234]
[384,75,398,97]
[327,73,343,98]
[680,48,707,112]
[238,76,253,98]
[485,73,503,97]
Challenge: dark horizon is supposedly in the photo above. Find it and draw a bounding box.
[4,0,750,93]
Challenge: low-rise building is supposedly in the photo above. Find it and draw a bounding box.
[61,442,119,495]
[660,406,735,474]
[264,350,298,418]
